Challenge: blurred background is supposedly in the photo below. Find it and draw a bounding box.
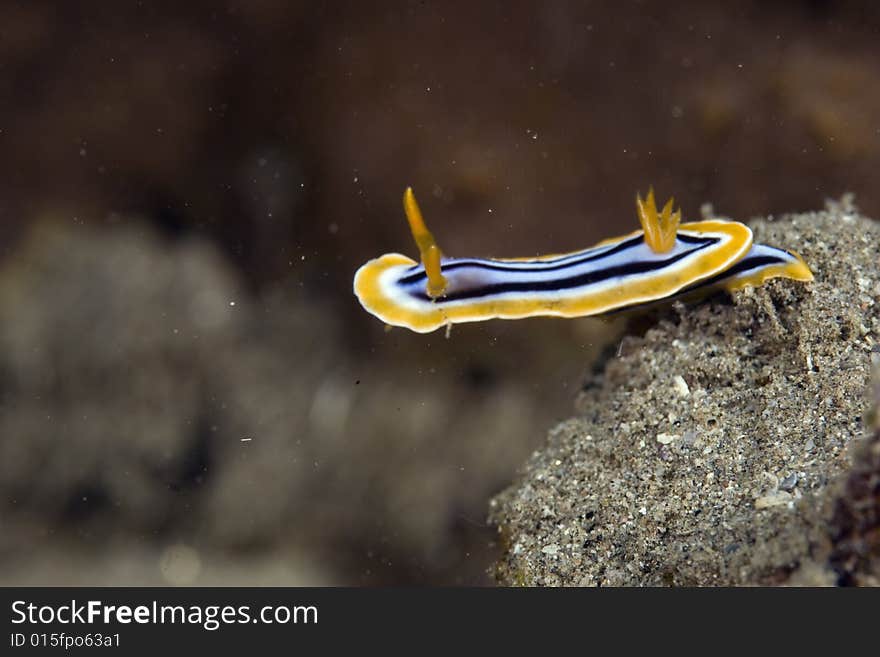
[1,0,879,585]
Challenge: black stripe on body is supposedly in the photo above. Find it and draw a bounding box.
[398,233,712,284]
[678,254,784,294]
[407,240,716,303]
[603,253,788,315]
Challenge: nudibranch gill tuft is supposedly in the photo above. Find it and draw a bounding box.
[353,188,813,333]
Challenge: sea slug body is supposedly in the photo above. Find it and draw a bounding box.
[353,188,812,333]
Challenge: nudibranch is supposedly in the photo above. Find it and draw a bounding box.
[353,188,813,333]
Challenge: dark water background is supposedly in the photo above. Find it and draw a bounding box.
[1,1,878,585]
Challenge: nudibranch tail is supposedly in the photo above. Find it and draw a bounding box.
[403,187,448,298]
[720,245,814,292]
[617,242,815,313]
[637,187,681,254]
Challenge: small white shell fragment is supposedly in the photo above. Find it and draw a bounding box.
[672,375,690,397]
[754,491,793,509]
[656,432,678,445]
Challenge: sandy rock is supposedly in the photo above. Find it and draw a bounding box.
[490,200,880,586]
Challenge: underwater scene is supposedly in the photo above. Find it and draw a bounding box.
[1,1,879,586]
